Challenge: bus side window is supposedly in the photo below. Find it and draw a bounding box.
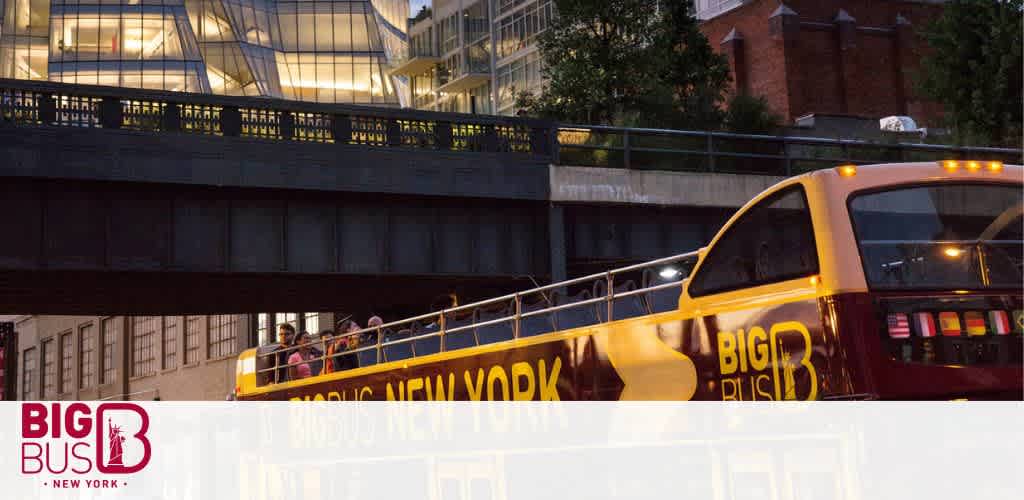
[689,185,819,297]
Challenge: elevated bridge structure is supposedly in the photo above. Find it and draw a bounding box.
[1,79,1019,315]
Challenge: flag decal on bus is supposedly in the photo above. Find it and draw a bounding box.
[887,313,910,338]
[938,312,961,337]
[964,311,986,336]
[914,312,937,338]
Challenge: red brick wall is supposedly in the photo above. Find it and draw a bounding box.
[700,0,945,126]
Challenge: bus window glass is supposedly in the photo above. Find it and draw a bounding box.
[849,184,1022,289]
[689,186,819,297]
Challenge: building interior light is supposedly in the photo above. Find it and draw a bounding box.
[943,247,963,258]
[659,267,681,279]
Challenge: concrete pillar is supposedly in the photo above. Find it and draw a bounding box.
[835,9,858,114]
[548,204,567,283]
[720,28,747,95]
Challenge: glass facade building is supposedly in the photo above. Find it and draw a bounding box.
[0,0,408,105]
[392,0,549,116]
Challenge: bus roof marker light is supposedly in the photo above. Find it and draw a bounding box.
[965,160,982,172]
[987,161,1003,172]
[836,165,857,177]
[941,160,960,172]
[943,247,963,258]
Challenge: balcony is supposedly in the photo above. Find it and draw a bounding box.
[389,53,443,78]
[436,72,490,95]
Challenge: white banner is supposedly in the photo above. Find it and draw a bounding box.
[0,402,1020,499]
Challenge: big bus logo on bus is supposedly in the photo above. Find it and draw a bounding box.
[21,403,152,486]
[716,321,818,401]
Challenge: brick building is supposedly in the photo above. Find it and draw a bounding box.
[700,0,946,127]
[6,312,340,401]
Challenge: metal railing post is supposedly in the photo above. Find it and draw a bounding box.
[551,126,561,164]
[320,337,327,374]
[605,271,614,322]
[376,327,383,363]
[513,293,522,339]
[439,312,447,352]
[623,129,631,169]
[707,132,716,172]
[783,137,792,176]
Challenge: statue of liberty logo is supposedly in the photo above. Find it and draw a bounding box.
[107,418,126,466]
[780,348,797,400]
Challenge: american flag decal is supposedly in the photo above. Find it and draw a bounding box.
[887,313,911,338]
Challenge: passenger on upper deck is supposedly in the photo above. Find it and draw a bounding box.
[331,319,361,371]
[303,331,324,376]
[287,331,314,380]
[319,329,336,375]
[365,315,383,343]
[275,323,296,383]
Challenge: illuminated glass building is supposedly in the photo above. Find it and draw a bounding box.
[0,0,408,105]
[392,0,551,116]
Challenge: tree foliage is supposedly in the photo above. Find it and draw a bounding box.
[516,0,730,129]
[916,0,1023,146]
[723,94,782,134]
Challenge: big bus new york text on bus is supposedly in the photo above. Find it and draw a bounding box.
[235,161,1024,401]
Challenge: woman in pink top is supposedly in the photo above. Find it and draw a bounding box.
[287,331,313,380]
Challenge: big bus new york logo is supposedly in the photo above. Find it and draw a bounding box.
[20,403,152,489]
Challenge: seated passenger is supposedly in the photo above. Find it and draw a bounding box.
[303,330,323,376]
[365,315,384,343]
[287,331,314,381]
[332,319,361,371]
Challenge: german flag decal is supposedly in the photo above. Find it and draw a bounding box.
[964,311,986,336]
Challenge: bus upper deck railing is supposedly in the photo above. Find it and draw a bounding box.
[257,251,701,386]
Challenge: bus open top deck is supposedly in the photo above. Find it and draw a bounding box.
[236,161,1023,401]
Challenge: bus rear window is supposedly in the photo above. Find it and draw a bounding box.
[849,183,1022,290]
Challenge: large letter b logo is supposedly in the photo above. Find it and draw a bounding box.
[95,403,152,474]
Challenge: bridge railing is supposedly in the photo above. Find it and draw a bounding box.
[256,251,700,386]
[555,124,1024,175]
[0,78,556,157]
[4,79,1021,175]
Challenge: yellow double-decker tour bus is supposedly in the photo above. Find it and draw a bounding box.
[236,161,1023,401]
